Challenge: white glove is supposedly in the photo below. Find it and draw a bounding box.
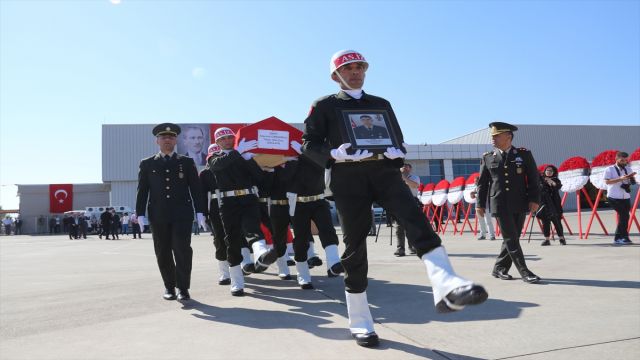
[197,213,206,228]
[236,138,258,154]
[137,216,146,227]
[383,147,406,160]
[241,152,255,160]
[352,149,374,161]
[330,143,373,161]
[290,140,302,154]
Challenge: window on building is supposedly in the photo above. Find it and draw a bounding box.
[452,159,481,179]
[420,160,444,185]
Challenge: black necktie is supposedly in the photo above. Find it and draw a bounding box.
[164,155,170,162]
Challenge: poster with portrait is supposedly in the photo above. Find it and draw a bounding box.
[340,110,400,154]
[176,124,211,166]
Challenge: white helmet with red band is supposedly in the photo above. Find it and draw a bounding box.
[214,127,235,142]
[330,50,368,74]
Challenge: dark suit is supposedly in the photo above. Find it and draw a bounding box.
[477,147,540,277]
[136,152,204,291]
[353,125,389,139]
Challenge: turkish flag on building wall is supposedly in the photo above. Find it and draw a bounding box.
[49,184,73,213]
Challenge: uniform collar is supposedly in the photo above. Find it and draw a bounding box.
[337,90,368,101]
[155,151,176,160]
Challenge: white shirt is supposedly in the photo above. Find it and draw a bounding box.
[404,174,421,197]
[604,164,632,200]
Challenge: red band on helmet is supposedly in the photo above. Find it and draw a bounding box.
[333,52,366,69]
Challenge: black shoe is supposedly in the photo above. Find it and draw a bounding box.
[300,283,314,290]
[163,288,176,300]
[254,249,278,273]
[409,246,417,254]
[307,256,323,269]
[279,274,292,280]
[98,235,102,239]
[522,274,541,284]
[242,263,255,275]
[436,284,488,313]
[286,259,295,266]
[491,270,513,280]
[352,332,379,347]
[541,240,551,246]
[231,289,245,297]
[218,278,231,285]
[559,238,567,245]
[177,289,190,301]
[327,262,344,277]
[394,249,405,257]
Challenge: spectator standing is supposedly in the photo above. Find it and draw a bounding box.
[121,213,130,235]
[537,165,566,246]
[604,151,637,245]
[14,216,23,235]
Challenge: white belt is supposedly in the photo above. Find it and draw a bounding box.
[219,188,257,198]
[296,194,325,203]
[334,154,385,163]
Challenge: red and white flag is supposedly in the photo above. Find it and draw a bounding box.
[49,184,73,213]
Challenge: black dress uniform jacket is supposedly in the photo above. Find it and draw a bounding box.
[302,91,404,169]
[136,153,204,222]
[476,147,540,215]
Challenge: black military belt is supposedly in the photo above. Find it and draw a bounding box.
[258,197,269,203]
[297,194,325,203]
[219,188,257,198]
[271,199,288,205]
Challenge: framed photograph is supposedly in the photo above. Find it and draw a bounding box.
[340,110,401,153]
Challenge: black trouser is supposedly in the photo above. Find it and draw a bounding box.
[494,212,533,276]
[608,197,631,240]
[209,200,227,261]
[150,220,193,290]
[111,224,120,239]
[331,162,442,293]
[541,216,564,238]
[78,225,87,239]
[269,204,291,258]
[101,224,111,239]
[292,199,339,262]
[69,225,78,239]
[132,223,142,238]
[219,195,264,267]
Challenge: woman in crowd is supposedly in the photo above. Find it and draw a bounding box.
[537,165,566,246]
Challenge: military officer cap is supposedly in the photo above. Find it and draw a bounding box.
[152,123,181,137]
[488,121,518,136]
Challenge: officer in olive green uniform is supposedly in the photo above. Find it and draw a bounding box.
[136,123,205,301]
[476,122,541,284]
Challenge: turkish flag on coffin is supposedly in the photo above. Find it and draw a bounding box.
[50,184,73,213]
[236,117,304,167]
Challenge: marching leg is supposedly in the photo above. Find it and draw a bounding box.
[422,246,487,313]
[345,291,379,347]
[229,264,245,296]
[295,261,314,289]
[217,260,231,285]
[325,244,344,277]
[276,255,292,280]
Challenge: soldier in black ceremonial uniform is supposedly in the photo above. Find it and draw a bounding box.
[476,122,541,284]
[287,141,344,285]
[207,127,277,296]
[200,144,231,286]
[301,50,487,347]
[136,123,205,301]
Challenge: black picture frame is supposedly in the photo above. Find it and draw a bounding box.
[339,109,401,154]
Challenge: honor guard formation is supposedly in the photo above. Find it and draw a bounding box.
[134,49,600,348]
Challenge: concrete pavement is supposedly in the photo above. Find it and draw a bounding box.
[1,209,638,359]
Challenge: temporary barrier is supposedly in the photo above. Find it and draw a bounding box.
[460,172,479,236]
[445,177,465,235]
[432,180,450,234]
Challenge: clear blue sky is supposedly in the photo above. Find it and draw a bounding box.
[1,0,638,209]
